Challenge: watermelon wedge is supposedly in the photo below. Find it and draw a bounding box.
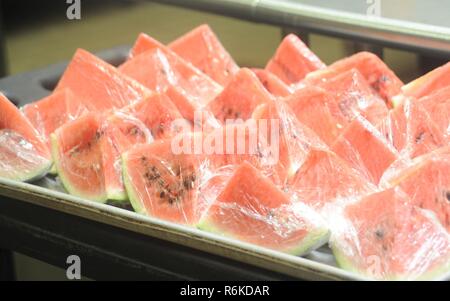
[398,62,450,103]
[251,99,329,185]
[251,68,292,97]
[0,93,52,182]
[168,24,239,85]
[331,115,398,184]
[51,113,107,202]
[206,68,273,123]
[289,149,375,210]
[119,46,222,122]
[265,34,326,85]
[122,134,205,225]
[55,49,151,112]
[198,161,329,255]
[315,68,389,126]
[306,51,403,106]
[383,147,450,232]
[331,188,450,280]
[22,88,88,148]
[285,86,345,146]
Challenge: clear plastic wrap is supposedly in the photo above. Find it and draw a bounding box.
[378,94,447,160]
[55,48,151,112]
[330,115,399,185]
[206,68,275,123]
[309,68,389,127]
[168,24,240,86]
[305,51,403,105]
[0,93,51,182]
[22,88,89,148]
[119,44,222,123]
[251,68,293,97]
[265,34,326,85]
[380,146,450,233]
[329,187,450,280]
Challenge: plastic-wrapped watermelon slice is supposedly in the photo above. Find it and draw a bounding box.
[331,115,398,184]
[55,49,151,112]
[0,93,52,182]
[206,68,273,123]
[395,61,450,106]
[198,161,330,255]
[22,88,88,148]
[120,40,222,123]
[331,187,450,280]
[168,24,239,86]
[265,34,326,85]
[306,51,403,106]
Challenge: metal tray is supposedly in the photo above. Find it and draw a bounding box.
[0,46,446,281]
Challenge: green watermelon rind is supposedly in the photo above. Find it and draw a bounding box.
[197,217,330,256]
[0,157,52,183]
[121,152,147,215]
[332,245,450,281]
[50,133,108,203]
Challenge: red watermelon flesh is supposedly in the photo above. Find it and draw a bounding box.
[22,88,89,148]
[168,24,239,86]
[129,33,165,58]
[251,68,292,97]
[417,86,450,139]
[55,49,151,112]
[306,51,403,106]
[198,161,329,255]
[377,102,407,152]
[119,47,222,122]
[315,68,389,126]
[331,188,450,280]
[265,34,326,85]
[206,68,273,123]
[331,115,398,184]
[289,149,375,210]
[385,147,450,232]
[402,99,446,159]
[122,134,206,225]
[0,93,52,182]
[285,86,345,146]
[51,113,107,202]
[251,99,329,185]
[400,61,450,101]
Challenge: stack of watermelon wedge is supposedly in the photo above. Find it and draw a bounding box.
[0,24,449,280]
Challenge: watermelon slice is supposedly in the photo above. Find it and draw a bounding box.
[289,149,375,210]
[198,161,329,255]
[55,49,151,112]
[383,147,450,232]
[206,68,273,123]
[51,113,107,202]
[315,68,389,126]
[265,34,326,85]
[285,86,345,146]
[251,99,329,185]
[22,88,88,148]
[122,134,205,225]
[331,115,398,184]
[119,45,222,122]
[331,188,450,280]
[168,24,239,86]
[398,62,450,103]
[0,93,52,182]
[251,68,292,97]
[306,51,403,106]
[417,86,450,140]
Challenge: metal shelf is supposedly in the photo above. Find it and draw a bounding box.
[154,0,450,57]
